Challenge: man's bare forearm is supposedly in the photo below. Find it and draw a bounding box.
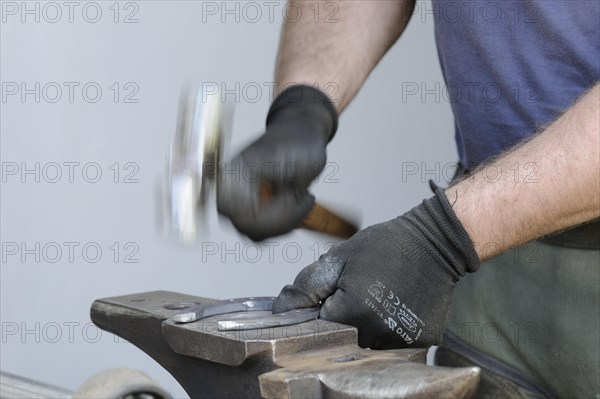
[447,83,600,260]
[274,0,415,112]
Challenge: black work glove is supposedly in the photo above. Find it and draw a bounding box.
[217,85,338,241]
[273,189,480,349]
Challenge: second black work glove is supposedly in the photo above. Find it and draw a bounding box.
[273,189,480,349]
[217,85,338,241]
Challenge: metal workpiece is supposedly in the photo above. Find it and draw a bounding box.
[172,296,277,323]
[91,291,480,399]
[172,296,320,330]
[215,307,321,331]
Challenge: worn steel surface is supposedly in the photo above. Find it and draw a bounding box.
[260,345,479,399]
[91,291,480,399]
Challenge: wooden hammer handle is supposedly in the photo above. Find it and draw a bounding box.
[301,203,358,239]
[260,183,358,239]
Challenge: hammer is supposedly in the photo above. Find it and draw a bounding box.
[165,83,358,242]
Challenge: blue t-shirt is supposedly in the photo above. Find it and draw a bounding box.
[432,0,600,167]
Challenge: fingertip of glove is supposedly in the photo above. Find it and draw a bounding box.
[272,284,314,313]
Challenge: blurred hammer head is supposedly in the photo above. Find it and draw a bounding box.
[165,83,231,243]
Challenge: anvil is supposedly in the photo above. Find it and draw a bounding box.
[91,291,480,398]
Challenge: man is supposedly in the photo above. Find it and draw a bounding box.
[216,1,600,397]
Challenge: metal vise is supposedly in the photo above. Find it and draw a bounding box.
[91,291,480,398]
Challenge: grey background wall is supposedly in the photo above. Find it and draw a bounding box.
[1,1,457,397]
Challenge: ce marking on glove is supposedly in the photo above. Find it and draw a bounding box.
[366,280,424,345]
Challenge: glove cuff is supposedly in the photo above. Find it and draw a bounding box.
[431,188,480,273]
[267,85,338,142]
[400,188,480,281]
